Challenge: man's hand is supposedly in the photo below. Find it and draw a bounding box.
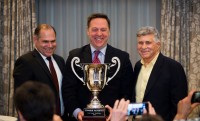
[53,114,63,121]
[174,90,200,120]
[77,111,84,121]
[143,102,156,115]
[110,98,130,121]
[105,104,112,121]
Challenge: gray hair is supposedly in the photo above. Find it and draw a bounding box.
[136,26,160,42]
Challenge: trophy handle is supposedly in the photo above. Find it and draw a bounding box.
[106,57,120,85]
[71,57,85,85]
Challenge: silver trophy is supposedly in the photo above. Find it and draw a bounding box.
[71,57,120,111]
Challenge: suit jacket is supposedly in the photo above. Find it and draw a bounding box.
[132,53,188,121]
[62,44,134,115]
[13,49,65,115]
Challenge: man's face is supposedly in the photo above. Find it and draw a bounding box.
[137,34,160,63]
[34,29,56,57]
[87,18,110,50]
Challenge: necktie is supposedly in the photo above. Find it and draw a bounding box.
[93,50,101,63]
[47,57,61,115]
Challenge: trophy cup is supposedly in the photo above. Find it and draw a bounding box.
[71,57,120,120]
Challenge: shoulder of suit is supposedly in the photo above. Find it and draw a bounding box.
[14,51,37,66]
[69,44,90,55]
[107,44,129,55]
[16,51,34,60]
[159,53,183,67]
[53,54,64,59]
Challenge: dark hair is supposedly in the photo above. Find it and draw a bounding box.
[34,24,56,38]
[87,13,110,29]
[14,81,55,121]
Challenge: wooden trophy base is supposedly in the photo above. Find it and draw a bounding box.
[83,116,106,121]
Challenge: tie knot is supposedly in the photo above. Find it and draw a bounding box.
[93,50,101,64]
[94,50,100,56]
[46,57,52,61]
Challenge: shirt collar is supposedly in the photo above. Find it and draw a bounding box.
[35,47,53,60]
[141,52,160,66]
[90,44,107,55]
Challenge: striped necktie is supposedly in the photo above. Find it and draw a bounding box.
[93,50,101,63]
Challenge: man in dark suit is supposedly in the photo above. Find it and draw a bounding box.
[13,24,67,120]
[62,13,134,121]
[132,26,188,121]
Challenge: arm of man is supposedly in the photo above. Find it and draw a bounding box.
[110,98,130,121]
[13,56,34,90]
[62,50,83,117]
[169,60,188,119]
[119,53,134,100]
[174,90,200,120]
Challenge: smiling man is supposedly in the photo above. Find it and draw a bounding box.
[13,24,68,120]
[132,26,188,121]
[62,13,134,121]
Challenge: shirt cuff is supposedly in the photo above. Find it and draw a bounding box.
[73,108,82,119]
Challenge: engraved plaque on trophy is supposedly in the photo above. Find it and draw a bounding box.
[71,57,120,120]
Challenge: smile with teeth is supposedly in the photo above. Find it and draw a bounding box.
[46,48,53,52]
[95,37,102,41]
[141,50,149,54]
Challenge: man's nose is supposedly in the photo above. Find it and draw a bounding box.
[141,43,147,49]
[97,30,102,35]
[47,42,53,47]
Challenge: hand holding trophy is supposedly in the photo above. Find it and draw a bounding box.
[71,57,120,121]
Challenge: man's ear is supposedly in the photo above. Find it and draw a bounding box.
[157,41,161,46]
[86,28,90,36]
[156,41,161,49]
[33,35,37,42]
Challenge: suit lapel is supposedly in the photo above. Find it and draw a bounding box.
[81,44,114,63]
[104,45,120,78]
[32,49,52,80]
[104,45,114,63]
[144,53,163,98]
[53,55,64,75]
[82,45,93,63]
[135,62,142,79]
